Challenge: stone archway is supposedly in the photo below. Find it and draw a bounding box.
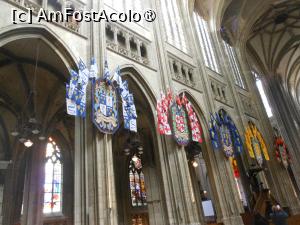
[0,28,76,225]
[111,67,166,225]
[178,91,219,224]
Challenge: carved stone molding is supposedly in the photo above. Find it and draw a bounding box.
[6,0,81,33]
[105,22,150,66]
[240,94,257,118]
[168,56,197,88]
[210,78,228,104]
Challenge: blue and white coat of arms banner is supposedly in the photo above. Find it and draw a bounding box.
[66,58,98,118]
[92,79,119,134]
[66,57,138,134]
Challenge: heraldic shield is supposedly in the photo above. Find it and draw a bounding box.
[92,78,119,134]
[170,103,190,146]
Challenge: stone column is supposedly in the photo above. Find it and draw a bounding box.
[113,26,119,48]
[74,0,118,224]
[21,142,46,225]
[2,156,25,225]
[177,146,203,225]
[262,76,300,215]
[124,32,131,54]
[95,134,118,225]
[213,152,244,225]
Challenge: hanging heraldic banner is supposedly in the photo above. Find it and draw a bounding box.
[170,103,190,146]
[245,122,269,166]
[275,136,291,169]
[92,78,119,134]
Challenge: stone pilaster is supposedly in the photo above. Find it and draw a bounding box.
[124,31,131,53]
[21,142,46,225]
[0,185,3,225]
[74,0,119,224]
[262,76,300,215]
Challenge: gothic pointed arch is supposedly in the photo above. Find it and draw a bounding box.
[0,25,77,69]
[119,64,158,116]
[0,26,76,225]
[112,65,167,225]
[176,90,220,223]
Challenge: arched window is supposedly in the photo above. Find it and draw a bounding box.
[43,137,63,214]
[129,155,147,207]
[193,12,220,73]
[223,41,246,89]
[252,71,273,117]
[161,0,187,52]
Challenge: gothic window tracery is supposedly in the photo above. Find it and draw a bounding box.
[43,137,63,214]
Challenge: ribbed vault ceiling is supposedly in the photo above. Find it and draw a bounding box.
[247,1,300,100]
[222,0,300,106]
[0,38,74,160]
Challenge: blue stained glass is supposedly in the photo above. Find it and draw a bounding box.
[53,174,61,182]
[53,182,61,193]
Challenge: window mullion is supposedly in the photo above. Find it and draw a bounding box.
[199,19,213,68]
[194,14,209,67]
[51,160,55,213]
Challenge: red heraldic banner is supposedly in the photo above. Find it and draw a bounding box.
[156,91,172,135]
[181,93,203,143]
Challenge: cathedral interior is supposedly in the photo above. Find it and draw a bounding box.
[0,0,300,225]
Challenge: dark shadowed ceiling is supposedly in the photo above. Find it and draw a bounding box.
[0,38,74,160]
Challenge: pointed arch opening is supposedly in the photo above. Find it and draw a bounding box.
[0,28,76,225]
[177,91,218,223]
[111,67,166,225]
[217,108,249,209]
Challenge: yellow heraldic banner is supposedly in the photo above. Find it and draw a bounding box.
[244,122,269,166]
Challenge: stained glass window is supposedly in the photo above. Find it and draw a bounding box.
[129,155,147,207]
[252,71,273,117]
[161,0,187,52]
[193,12,220,73]
[43,137,63,214]
[223,41,246,89]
